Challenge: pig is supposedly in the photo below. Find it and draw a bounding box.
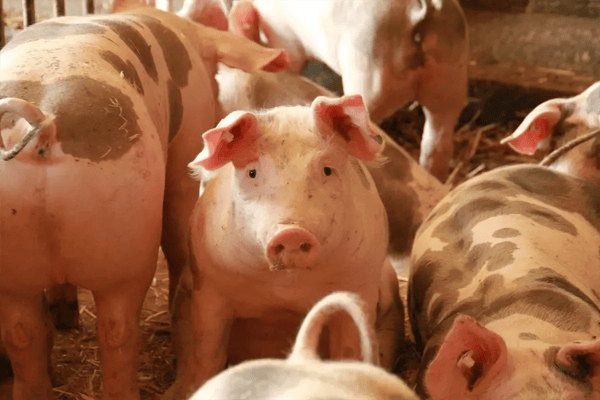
[215,65,449,275]
[408,163,600,399]
[216,0,470,181]
[502,81,600,186]
[0,0,287,397]
[190,291,419,400]
[166,94,404,398]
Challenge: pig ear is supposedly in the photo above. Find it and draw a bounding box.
[177,0,229,31]
[312,95,384,160]
[555,340,600,388]
[230,1,261,43]
[200,28,289,72]
[189,111,260,171]
[501,99,564,155]
[426,315,508,399]
[110,0,145,13]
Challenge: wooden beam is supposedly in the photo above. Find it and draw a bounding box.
[0,0,5,49]
[82,0,94,15]
[22,0,35,27]
[54,0,65,17]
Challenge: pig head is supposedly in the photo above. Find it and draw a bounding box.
[409,163,600,399]
[502,81,600,186]
[190,292,418,400]
[218,0,470,181]
[166,95,403,398]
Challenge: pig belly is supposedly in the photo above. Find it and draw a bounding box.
[226,313,304,364]
[0,132,165,293]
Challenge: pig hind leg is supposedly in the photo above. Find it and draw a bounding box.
[92,279,152,400]
[0,291,53,400]
[45,283,79,330]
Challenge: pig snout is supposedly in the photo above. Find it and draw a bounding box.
[266,227,319,270]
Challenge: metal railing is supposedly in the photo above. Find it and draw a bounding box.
[1,0,96,49]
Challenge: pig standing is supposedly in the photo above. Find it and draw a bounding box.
[502,81,600,185]
[409,163,600,399]
[190,291,419,400]
[0,0,286,397]
[218,0,470,180]
[166,95,404,398]
[216,65,449,275]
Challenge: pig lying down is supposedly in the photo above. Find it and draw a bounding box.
[224,0,470,180]
[190,291,419,400]
[166,95,404,398]
[503,81,600,186]
[215,65,449,275]
[0,1,286,398]
[409,163,600,399]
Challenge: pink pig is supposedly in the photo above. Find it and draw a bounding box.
[165,95,404,398]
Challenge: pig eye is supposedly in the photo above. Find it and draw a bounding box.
[323,167,333,176]
[248,169,257,178]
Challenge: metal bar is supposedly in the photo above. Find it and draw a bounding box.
[54,0,66,17]
[0,0,5,50]
[82,0,94,15]
[22,0,35,27]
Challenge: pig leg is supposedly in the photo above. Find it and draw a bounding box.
[167,269,234,399]
[416,53,468,182]
[375,260,404,371]
[0,291,53,400]
[92,281,151,400]
[45,283,79,330]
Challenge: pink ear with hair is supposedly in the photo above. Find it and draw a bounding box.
[230,1,261,43]
[501,100,563,155]
[311,95,383,160]
[556,340,600,389]
[425,315,507,399]
[189,111,259,171]
[177,0,229,31]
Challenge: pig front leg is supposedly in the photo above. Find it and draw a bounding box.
[0,291,53,400]
[92,278,153,400]
[167,267,233,399]
[375,260,404,371]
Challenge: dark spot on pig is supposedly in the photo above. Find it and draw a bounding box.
[408,259,440,343]
[99,50,144,95]
[586,85,600,115]
[519,332,540,341]
[0,78,141,162]
[433,197,506,239]
[468,180,509,193]
[11,209,17,215]
[536,275,600,315]
[507,166,570,198]
[138,15,192,87]
[95,19,158,84]
[423,201,452,225]
[593,289,600,303]
[519,202,578,236]
[349,158,370,189]
[167,80,183,142]
[492,228,520,238]
[486,242,517,271]
[1,21,107,53]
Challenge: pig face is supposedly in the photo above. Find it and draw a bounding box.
[426,315,600,399]
[502,82,600,184]
[189,95,384,271]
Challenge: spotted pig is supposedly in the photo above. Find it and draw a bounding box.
[0,0,287,398]
[409,164,600,399]
[166,95,403,398]
[190,291,419,400]
[219,0,470,180]
[502,81,600,186]
[215,65,448,275]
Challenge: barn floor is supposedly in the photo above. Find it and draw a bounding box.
[1,3,596,399]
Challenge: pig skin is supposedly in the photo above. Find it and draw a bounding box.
[0,3,286,398]
[409,164,600,399]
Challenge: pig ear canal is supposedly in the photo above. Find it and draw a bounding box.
[555,341,600,387]
[188,112,259,172]
[425,315,508,398]
[501,100,564,155]
[312,95,384,161]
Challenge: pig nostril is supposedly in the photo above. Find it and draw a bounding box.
[300,243,311,252]
[275,244,285,254]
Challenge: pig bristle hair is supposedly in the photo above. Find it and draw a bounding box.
[288,291,373,365]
